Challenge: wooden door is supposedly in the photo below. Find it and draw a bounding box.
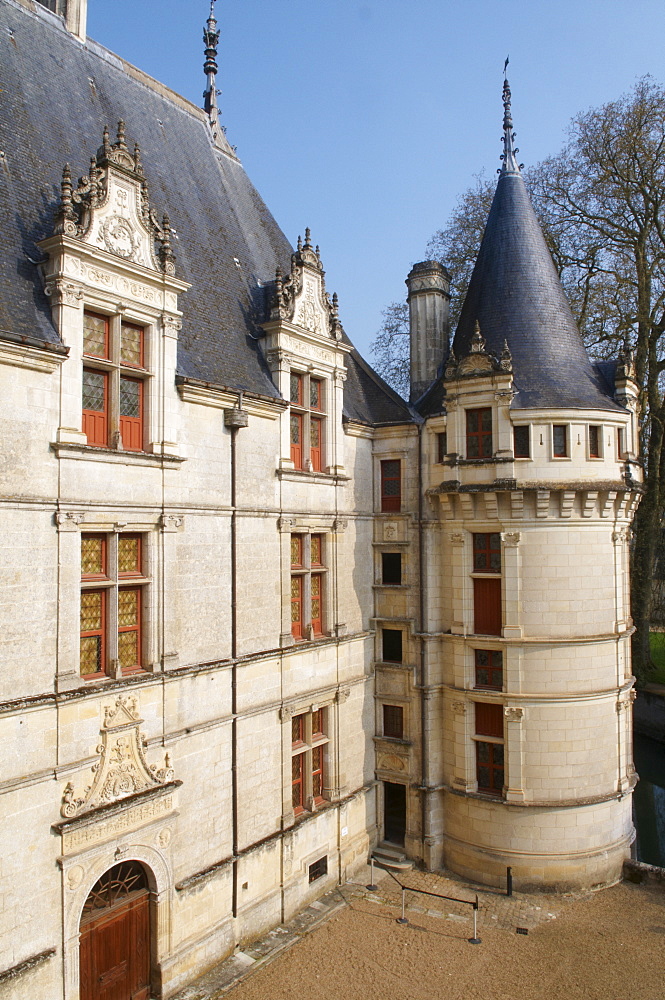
[80,862,151,1000]
[383,781,406,846]
[473,577,502,635]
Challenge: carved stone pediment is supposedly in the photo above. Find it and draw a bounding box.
[268,229,343,340]
[52,121,175,275]
[60,695,174,819]
[445,322,512,380]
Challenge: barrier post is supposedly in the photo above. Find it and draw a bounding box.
[468,895,481,944]
[506,866,513,897]
[366,857,377,892]
[396,886,408,925]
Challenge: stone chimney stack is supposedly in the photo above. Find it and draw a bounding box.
[406,260,450,403]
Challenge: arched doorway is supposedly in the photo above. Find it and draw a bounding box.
[79,860,151,1000]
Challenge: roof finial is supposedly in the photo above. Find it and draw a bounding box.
[203,0,221,125]
[499,63,521,175]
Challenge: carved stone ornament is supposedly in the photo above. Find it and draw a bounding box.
[501,531,521,547]
[269,229,343,340]
[504,707,524,722]
[445,323,512,381]
[452,701,466,715]
[52,122,176,275]
[55,511,86,531]
[60,695,175,819]
[44,278,83,307]
[160,514,184,533]
[277,517,296,532]
[378,753,406,772]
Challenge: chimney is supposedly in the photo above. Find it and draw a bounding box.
[405,261,450,403]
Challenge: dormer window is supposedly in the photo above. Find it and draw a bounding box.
[82,311,148,451]
[289,371,324,471]
[466,408,492,459]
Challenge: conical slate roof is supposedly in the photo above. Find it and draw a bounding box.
[451,80,620,411]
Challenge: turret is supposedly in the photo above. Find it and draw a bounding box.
[406,260,450,403]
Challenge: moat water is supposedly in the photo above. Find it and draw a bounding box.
[633,732,665,866]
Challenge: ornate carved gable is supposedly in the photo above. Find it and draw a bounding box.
[60,695,175,819]
[53,121,175,275]
[269,229,343,341]
[445,321,512,381]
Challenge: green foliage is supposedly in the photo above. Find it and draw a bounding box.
[648,632,665,684]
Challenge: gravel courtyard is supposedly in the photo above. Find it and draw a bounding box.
[225,877,665,1000]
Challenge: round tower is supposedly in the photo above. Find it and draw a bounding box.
[419,77,641,890]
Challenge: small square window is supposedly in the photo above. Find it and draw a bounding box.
[553,425,568,458]
[474,649,503,690]
[382,629,403,663]
[383,704,404,739]
[381,552,402,585]
[513,425,530,459]
[308,856,328,883]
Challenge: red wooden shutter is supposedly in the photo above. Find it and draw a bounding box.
[290,413,303,468]
[474,577,502,635]
[475,702,503,737]
[311,573,322,635]
[82,369,108,447]
[291,575,302,638]
[310,416,322,471]
[118,587,141,673]
[312,744,324,802]
[119,377,143,451]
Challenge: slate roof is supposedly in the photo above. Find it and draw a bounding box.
[418,85,621,416]
[0,0,410,425]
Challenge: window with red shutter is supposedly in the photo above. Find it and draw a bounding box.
[290,534,325,639]
[81,311,147,452]
[290,710,328,815]
[380,460,401,512]
[288,372,325,471]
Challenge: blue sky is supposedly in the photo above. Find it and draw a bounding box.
[87,0,665,360]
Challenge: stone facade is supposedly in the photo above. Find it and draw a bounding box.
[0,1,643,997]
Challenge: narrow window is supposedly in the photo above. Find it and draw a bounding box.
[617,427,627,460]
[80,590,106,677]
[553,425,568,457]
[473,533,502,636]
[383,704,404,739]
[513,425,530,459]
[474,649,503,690]
[83,312,109,359]
[475,702,504,795]
[381,552,402,585]
[589,425,601,459]
[290,413,303,469]
[466,408,493,459]
[437,431,447,463]
[291,714,306,814]
[476,741,504,795]
[380,460,401,512]
[290,535,303,640]
[382,628,403,663]
[119,376,143,451]
[120,321,144,368]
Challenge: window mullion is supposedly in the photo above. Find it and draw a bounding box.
[107,534,120,675]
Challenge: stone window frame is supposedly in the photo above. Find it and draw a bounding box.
[285,704,333,819]
[512,423,530,459]
[80,308,154,454]
[471,699,505,797]
[551,423,570,460]
[79,530,151,681]
[290,532,328,641]
[288,368,326,472]
[465,406,493,460]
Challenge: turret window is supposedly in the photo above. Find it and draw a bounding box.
[466,408,493,459]
[552,424,568,458]
[474,649,503,690]
[513,425,530,459]
[589,425,601,459]
[474,702,504,795]
[380,460,401,512]
[472,533,502,636]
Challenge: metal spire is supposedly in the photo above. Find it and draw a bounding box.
[500,68,521,175]
[203,0,221,125]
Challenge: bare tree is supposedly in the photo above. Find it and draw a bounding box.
[370,301,410,398]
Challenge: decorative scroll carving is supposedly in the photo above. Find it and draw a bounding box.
[55,511,86,531]
[501,531,521,547]
[378,753,406,772]
[52,122,175,275]
[504,707,524,722]
[277,517,296,532]
[44,279,83,307]
[60,695,174,819]
[268,229,343,340]
[160,514,184,532]
[445,323,512,380]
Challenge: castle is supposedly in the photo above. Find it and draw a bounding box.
[0,1,642,998]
